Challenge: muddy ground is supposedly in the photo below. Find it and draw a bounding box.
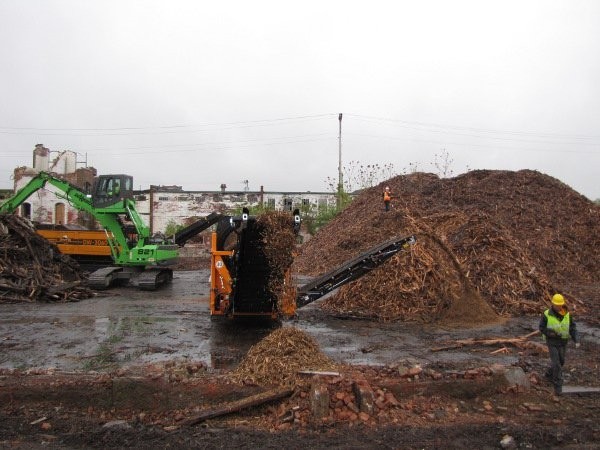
[1,270,599,449]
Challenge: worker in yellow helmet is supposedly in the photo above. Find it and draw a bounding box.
[539,293,580,396]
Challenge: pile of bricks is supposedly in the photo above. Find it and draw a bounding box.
[273,363,531,429]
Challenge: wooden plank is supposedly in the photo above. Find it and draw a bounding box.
[184,387,294,426]
[298,370,340,377]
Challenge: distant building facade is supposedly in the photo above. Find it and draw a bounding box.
[135,186,337,233]
[4,145,340,233]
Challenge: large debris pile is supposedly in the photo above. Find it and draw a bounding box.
[229,327,338,386]
[0,214,94,303]
[295,170,600,322]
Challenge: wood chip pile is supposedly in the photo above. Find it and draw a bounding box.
[294,170,599,322]
[229,326,338,386]
[256,211,298,307]
[0,214,94,303]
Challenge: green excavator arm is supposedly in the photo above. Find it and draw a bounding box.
[0,171,178,289]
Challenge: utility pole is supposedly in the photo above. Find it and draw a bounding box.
[337,113,343,208]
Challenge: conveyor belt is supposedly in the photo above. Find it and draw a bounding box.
[296,235,416,307]
[174,212,222,246]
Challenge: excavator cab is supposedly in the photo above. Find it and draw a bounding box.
[92,175,134,208]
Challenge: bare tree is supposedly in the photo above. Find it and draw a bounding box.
[326,160,398,193]
[401,161,421,175]
[431,148,454,178]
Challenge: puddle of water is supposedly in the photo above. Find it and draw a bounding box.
[1,271,598,373]
[95,317,110,339]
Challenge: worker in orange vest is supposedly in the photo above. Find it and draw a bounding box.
[383,186,392,212]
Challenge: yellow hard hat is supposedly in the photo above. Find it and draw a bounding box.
[551,293,565,306]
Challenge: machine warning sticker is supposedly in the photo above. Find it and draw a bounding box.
[215,261,223,269]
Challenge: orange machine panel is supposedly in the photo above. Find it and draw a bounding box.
[36,229,112,256]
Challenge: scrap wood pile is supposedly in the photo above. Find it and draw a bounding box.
[430,330,547,354]
[256,211,298,307]
[443,170,600,283]
[229,327,338,387]
[440,212,554,315]
[0,214,94,303]
[294,170,599,323]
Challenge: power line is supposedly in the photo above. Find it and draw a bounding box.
[345,132,600,154]
[82,132,333,154]
[346,113,600,142]
[0,113,336,136]
[0,132,333,154]
[87,136,336,156]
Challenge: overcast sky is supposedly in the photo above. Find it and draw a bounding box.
[1,1,599,199]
